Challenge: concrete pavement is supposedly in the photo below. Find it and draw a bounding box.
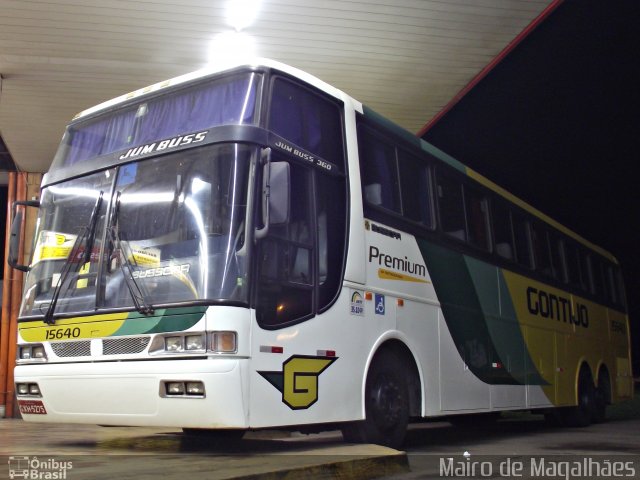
[0,420,408,480]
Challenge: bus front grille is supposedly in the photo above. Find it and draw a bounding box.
[103,337,150,355]
[51,341,91,357]
[48,336,151,358]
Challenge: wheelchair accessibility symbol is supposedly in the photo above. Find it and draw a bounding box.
[375,294,385,315]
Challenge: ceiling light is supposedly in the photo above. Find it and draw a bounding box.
[227,0,261,32]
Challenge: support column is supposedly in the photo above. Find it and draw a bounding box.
[1,172,42,417]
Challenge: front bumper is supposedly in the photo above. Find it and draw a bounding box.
[15,358,248,428]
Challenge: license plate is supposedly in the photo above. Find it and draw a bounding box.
[18,399,48,415]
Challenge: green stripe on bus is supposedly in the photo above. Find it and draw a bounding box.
[418,240,545,385]
[112,306,207,336]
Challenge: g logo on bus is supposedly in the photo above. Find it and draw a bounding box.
[258,355,337,410]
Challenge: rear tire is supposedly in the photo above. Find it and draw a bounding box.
[341,350,409,449]
[561,367,595,427]
[593,371,610,423]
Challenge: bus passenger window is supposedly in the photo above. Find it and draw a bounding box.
[491,202,514,260]
[512,214,532,268]
[563,242,583,289]
[605,265,625,308]
[464,186,490,251]
[399,151,433,227]
[549,234,565,281]
[437,174,466,242]
[531,224,553,277]
[358,129,400,213]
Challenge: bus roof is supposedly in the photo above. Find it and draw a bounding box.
[73,58,355,122]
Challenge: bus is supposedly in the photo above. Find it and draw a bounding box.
[10,59,632,448]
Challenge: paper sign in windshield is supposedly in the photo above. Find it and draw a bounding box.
[31,231,78,265]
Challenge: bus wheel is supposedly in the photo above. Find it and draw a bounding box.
[593,370,610,423]
[342,350,409,449]
[562,367,595,427]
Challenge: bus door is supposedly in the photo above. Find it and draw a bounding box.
[248,152,347,427]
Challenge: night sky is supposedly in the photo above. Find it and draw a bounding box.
[421,0,640,373]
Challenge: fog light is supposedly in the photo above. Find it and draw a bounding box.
[32,346,46,359]
[211,331,237,353]
[166,382,185,395]
[165,336,183,352]
[17,383,29,395]
[186,382,205,396]
[29,384,41,396]
[185,335,205,351]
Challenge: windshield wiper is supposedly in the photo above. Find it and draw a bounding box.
[44,191,104,325]
[108,192,154,315]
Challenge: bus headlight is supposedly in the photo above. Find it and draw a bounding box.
[165,336,183,352]
[18,344,47,362]
[32,346,46,359]
[185,334,205,351]
[149,332,235,356]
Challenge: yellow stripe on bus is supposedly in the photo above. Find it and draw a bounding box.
[19,313,128,342]
[378,268,431,284]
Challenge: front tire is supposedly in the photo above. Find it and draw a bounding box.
[341,351,409,449]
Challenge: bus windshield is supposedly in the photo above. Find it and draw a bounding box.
[20,143,253,319]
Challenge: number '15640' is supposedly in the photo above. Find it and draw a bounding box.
[45,327,81,340]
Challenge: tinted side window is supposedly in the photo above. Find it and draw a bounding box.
[269,77,344,167]
[256,159,314,326]
[531,223,553,278]
[512,214,532,268]
[358,128,400,213]
[492,201,514,261]
[398,150,434,227]
[437,173,466,242]
[317,172,347,311]
[549,234,565,281]
[563,242,583,289]
[464,186,490,251]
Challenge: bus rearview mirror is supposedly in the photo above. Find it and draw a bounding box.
[8,200,40,272]
[268,162,290,225]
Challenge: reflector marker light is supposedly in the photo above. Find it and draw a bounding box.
[260,345,284,354]
[316,350,336,357]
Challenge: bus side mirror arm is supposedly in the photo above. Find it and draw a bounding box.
[255,148,290,240]
[255,148,271,240]
[8,200,40,272]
